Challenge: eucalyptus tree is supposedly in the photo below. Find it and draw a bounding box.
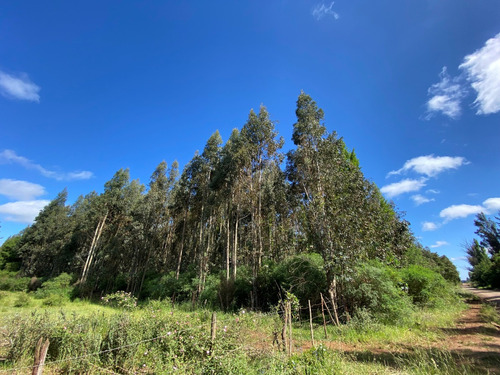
[78,169,145,293]
[240,106,284,275]
[19,189,73,277]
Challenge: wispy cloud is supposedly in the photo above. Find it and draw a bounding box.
[427,189,440,194]
[411,194,434,206]
[0,179,46,201]
[426,67,465,119]
[380,178,426,198]
[425,33,500,119]
[387,155,467,178]
[312,2,339,20]
[422,221,439,231]
[460,33,500,115]
[0,149,93,181]
[0,70,40,102]
[0,200,50,223]
[430,240,449,248]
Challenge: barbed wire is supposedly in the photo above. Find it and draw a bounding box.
[0,321,211,374]
[0,300,346,373]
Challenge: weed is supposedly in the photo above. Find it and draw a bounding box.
[479,303,500,325]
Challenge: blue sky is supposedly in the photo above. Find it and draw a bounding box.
[1,1,499,279]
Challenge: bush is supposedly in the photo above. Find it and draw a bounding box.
[342,261,414,325]
[13,292,31,307]
[272,253,327,308]
[400,265,454,306]
[101,291,137,309]
[0,271,29,292]
[143,268,197,302]
[198,274,220,308]
[34,273,74,302]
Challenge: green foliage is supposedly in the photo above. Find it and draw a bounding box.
[0,270,29,292]
[273,253,326,307]
[13,292,31,307]
[143,269,197,302]
[0,234,22,270]
[401,265,454,307]
[342,261,414,325]
[479,303,500,325]
[9,92,433,313]
[466,212,500,288]
[101,291,138,309]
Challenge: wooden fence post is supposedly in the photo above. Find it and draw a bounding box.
[210,312,217,354]
[321,295,328,338]
[308,300,315,348]
[321,293,337,327]
[287,301,293,356]
[282,302,288,353]
[32,337,50,375]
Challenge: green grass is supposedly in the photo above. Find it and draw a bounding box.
[479,303,500,325]
[0,291,478,374]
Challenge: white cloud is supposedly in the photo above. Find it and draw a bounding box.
[411,194,434,206]
[483,197,500,213]
[439,204,484,222]
[380,178,426,198]
[67,171,94,180]
[0,179,46,200]
[427,189,440,194]
[0,149,93,181]
[387,155,467,178]
[426,67,465,119]
[430,240,449,248]
[0,70,40,102]
[451,256,467,262]
[459,33,500,115]
[0,200,50,223]
[312,2,339,20]
[422,221,439,231]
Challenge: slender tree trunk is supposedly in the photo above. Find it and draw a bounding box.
[232,207,239,280]
[80,211,108,284]
[176,209,188,280]
[226,215,230,281]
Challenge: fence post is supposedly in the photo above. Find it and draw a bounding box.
[210,312,217,354]
[287,301,293,356]
[321,294,328,338]
[282,302,288,353]
[32,337,50,375]
[308,300,315,348]
[321,293,337,327]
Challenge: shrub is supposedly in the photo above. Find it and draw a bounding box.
[101,291,137,309]
[0,271,29,292]
[34,273,74,302]
[273,253,327,308]
[13,292,31,307]
[400,265,454,306]
[342,261,414,325]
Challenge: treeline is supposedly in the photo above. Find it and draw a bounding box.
[0,92,459,314]
[466,212,500,288]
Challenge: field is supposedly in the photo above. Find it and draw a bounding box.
[1,289,499,374]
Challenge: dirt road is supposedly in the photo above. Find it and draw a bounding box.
[462,284,500,308]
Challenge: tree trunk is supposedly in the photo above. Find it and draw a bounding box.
[80,211,108,284]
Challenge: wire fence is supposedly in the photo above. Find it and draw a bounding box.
[0,299,346,374]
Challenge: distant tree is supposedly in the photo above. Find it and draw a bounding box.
[474,212,500,256]
[19,189,73,277]
[0,233,23,271]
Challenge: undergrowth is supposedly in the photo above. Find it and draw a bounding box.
[0,289,476,374]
